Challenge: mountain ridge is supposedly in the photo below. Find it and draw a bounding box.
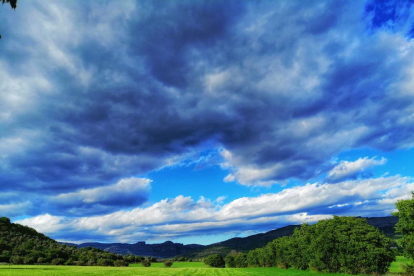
[61,216,398,259]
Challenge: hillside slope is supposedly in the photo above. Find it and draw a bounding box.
[75,241,204,259]
[61,216,399,259]
[182,216,399,259]
[0,217,124,265]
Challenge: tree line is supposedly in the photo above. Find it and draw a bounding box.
[0,217,130,266]
[204,194,414,275]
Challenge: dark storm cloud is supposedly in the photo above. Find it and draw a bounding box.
[1,0,414,217]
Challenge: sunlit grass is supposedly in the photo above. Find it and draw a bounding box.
[389,255,411,274]
[0,258,410,276]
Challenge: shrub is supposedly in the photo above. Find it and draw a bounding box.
[51,258,65,265]
[247,249,260,267]
[234,253,248,268]
[225,255,235,268]
[97,258,113,266]
[74,260,85,266]
[10,256,23,264]
[141,259,151,267]
[114,260,127,267]
[204,254,225,268]
[24,256,35,264]
[402,263,414,276]
[164,260,173,267]
[37,257,47,264]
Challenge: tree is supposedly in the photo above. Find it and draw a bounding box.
[204,254,225,268]
[308,216,395,275]
[247,249,260,267]
[224,254,235,268]
[394,193,414,259]
[141,258,151,267]
[2,0,16,9]
[164,260,173,267]
[234,253,247,268]
[394,193,414,275]
[1,0,17,39]
[246,216,395,274]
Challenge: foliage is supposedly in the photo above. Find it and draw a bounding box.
[1,0,16,9]
[394,193,414,260]
[0,263,404,275]
[394,193,414,276]
[246,216,395,275]
[224,254,235,268]
[164,260,173,267]
[0,217,127,267]
[204,254,225,268]
[234,253,247,268]
[141,258,151,267]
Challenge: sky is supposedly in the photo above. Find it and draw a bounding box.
[1,0,414,245]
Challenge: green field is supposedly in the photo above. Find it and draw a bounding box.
[389,256,412,273]
[0,258,409,276]
[129,262,208,268]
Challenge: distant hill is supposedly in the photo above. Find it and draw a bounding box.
[182,225,301,259]
[365,216,399,236]
[61,216,399,260]
[64,240,204,259]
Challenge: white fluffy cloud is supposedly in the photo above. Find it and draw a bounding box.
[326,157,387,182]
[16,175,414,243]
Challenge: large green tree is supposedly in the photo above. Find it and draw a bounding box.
[246,216,395,275]
[394,193,414,260]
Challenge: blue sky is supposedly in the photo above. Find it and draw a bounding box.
[1,0,414,245]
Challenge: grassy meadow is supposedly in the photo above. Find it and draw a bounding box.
[389,256,411,274]
[0,258,411,276]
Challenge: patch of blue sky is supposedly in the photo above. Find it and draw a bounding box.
[147,153,306,204]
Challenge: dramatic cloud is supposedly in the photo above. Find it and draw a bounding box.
[2,0,414,243]
[50,177,151,216]
[16,175,414,243]
[326,157,387,183]
[1,0,414,194]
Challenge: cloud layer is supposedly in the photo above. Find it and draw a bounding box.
[16,175,414,243]
[1,0,414,242]
[1,1,414,192]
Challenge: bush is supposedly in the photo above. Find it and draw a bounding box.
[37,257,47,264]
[10,256,23,264]
[234,253,248,268]
[402,263,414,276]
[97,258,113,266]
[204,254,225,268]
[247,249,260,267]
[74,260,85,266]
[164,260,173,267]
[24,256,35,264]
[225,255,235,268]
[51,258,65,265]
[114,260,127,267]
[141,259,151,267]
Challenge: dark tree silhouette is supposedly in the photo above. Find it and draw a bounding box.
[1,0,17,39]
[2,0,16,9]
